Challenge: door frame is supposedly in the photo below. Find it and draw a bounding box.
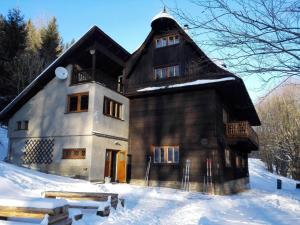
[104,149,127,183]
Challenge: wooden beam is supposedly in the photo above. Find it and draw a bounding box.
[87,43,125,67]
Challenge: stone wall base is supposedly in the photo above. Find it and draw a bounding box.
[130,177,250,195]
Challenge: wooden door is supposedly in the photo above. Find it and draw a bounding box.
[117,151,126,182]
[104,150,112,177]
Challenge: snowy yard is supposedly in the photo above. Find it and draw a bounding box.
[0,158,299,225]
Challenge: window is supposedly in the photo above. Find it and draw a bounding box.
[16,121,29,130]
[225,149,231,167]
[24,121,29,130]
[17,121,22,130]
[154,65,180,80]
[117,75,123,93]
[67,92,89,112]
[152,146,179,164]
[155,34,180,48]
[103,97,123,120]
[62,148,86,159]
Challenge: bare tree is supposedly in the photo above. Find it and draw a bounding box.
[172,0,300,83]
[256,85,300,179]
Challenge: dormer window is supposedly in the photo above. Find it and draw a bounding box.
[154,65,180,80]
[155,34,180,48]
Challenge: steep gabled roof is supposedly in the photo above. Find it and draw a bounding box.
[0,26,130,122]
[125,10,260,126]
[125,10,230,79]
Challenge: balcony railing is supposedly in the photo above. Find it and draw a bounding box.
[226,121,259,149]
[71,69,93,84]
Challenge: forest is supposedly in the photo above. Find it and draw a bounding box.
[0,8,72,111]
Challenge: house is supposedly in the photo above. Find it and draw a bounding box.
[0,9,260,194]
[0,26,130,182]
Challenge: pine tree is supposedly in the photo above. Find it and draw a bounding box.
[2,8,26,60]
[25,19,41,52]
[39,17,62,66]
[0,8,27,108]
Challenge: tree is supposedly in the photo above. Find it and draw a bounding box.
[173,0,300,83]
[63,38,75,52]
[39,17,62,67]
[1,8,26,60]
[25,19,41,52]
[256,85,300,179]
[0,8,27,105]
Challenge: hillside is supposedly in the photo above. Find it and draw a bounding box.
[0,158,299,224]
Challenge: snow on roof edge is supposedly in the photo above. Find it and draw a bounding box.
[137,77,235,92]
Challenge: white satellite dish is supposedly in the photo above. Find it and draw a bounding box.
[55,67,68,80]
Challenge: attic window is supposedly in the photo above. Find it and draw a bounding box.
[155,35,179,48]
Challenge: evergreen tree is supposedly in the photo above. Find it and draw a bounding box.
[0,8,27,109]
[25,19,41,52]
[39,17,62,66]
[2,8,26,60]
[63,38,75,52]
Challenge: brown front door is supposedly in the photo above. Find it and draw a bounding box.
[117,151,126,183]
[104,150,112,178]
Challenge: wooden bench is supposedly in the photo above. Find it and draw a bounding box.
[43,191,125,217]
[0,197,72,225]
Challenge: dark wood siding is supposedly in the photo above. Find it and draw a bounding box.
[124,31,222,95]
[128,89,225,184]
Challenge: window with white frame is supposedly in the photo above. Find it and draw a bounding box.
[153,146,179,164]
[155,35,180,48]
[154,65,180,80]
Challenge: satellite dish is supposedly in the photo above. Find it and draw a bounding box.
[55,67,68,80]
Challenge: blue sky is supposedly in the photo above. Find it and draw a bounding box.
[0,0,268,102]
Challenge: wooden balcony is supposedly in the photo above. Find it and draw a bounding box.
[71,69,119,91]
[71,69,93,84]
[225,121,259,151]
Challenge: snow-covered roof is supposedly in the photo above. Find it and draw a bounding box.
[151,8,175,23]
[137,77,235,92]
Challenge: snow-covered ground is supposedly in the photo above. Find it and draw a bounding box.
[0,159,299,225]
[0,127,8,160]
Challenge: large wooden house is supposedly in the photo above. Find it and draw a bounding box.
[0,10,260,194]
[124,10,260,194]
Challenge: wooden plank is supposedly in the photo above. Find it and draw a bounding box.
[44,191,118,199]
[0,211,45,219]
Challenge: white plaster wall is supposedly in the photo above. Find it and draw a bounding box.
[7,66,130,180]
[92,83,129,139]
[10,135,92,178]
[8,65,95,138]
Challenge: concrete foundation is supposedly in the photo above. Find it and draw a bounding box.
[130,177,250,195]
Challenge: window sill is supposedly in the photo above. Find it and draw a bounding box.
[155,43,180,49]
[65,110,88,114]
[153,162,179,165]
[103,113,124,121]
